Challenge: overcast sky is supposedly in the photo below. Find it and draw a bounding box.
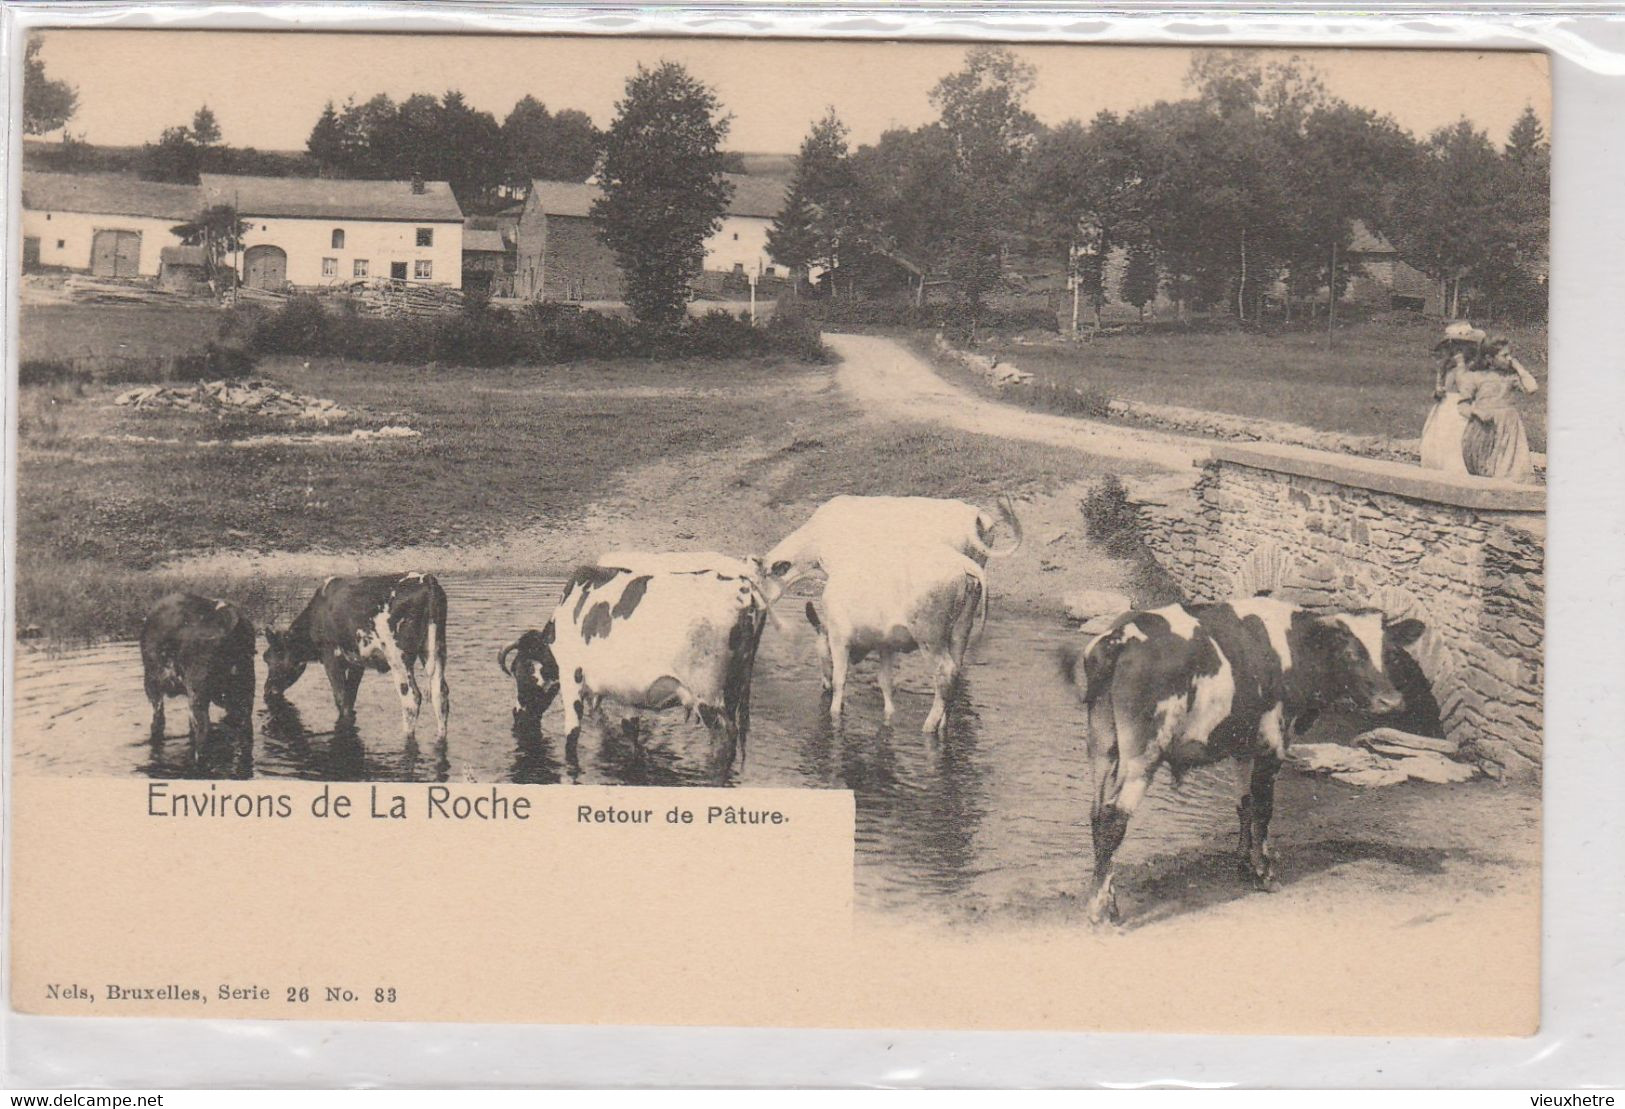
[33,30,1550,155]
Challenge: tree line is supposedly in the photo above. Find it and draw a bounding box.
[768,48,1550,323]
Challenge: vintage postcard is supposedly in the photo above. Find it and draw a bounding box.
[8,28,1547,1034]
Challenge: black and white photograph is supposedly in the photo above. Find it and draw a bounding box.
[12,29,1546,943]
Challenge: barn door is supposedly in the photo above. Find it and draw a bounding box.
[91,230,142,277]
[23,237,40,271]
[243,245,288,289]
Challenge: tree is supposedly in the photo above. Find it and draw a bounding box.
[766,184,820,291]
[171,205,249,286]
[501,97,601,189]
[770,108,858,291]
[191,105,222,147]
[306,101,347,176]
[928,47,1040,326]
[23,37,78,135]
[593,62,733,330]
[141,126,201,184]
[1505,106,1546,167]
[1120,245,1159,320]
[1030,112,1147,329]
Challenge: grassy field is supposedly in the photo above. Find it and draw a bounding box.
[18,302,235,363]
[15,304,1131,639]
[978,316,1550,451]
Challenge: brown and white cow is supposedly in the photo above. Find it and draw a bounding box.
[1059,596,1424,925]
[804,542,987,738]
[502,559,782,767]
[263,573,449,741]
[141,592,257,752]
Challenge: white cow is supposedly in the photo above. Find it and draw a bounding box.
[765,494,1023,576]
[804,542,987,738]
[500,560,784,766]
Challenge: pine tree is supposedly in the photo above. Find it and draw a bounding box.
[766,184,820,291]
[191,105,222,146]
[306,102,347,176]
[1504,106,1546,166]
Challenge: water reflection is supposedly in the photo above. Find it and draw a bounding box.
[13,574,1261,920]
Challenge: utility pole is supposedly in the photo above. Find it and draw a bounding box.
[1327,240,1338,348]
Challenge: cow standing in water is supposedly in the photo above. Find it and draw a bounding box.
[501,558,784,769]
[141,593,257,754]
[264,573,449,742]
[1059,597,1424,925]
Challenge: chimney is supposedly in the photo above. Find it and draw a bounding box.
[411,174,426,195]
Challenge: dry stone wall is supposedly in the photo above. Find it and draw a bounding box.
[1137,443,1545,780]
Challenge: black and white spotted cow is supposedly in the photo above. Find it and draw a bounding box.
[263,573,449,741]
[1059,596,1424,925]
[141,592,257,752]
[501,559,782,765]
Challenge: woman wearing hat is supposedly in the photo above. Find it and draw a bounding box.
[1419,322,1482,475]
[1457,335,1540,482]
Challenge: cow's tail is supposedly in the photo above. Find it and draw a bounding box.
[498,639,521,676]
[975,494,1025,560]
[421,573,449,669]
[804,601,823,633]
[964,572,987,643]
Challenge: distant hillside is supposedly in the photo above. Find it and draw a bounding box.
[730,152,795,178]
[23,138,319,179]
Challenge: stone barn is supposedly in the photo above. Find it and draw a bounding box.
[514,180,623,303]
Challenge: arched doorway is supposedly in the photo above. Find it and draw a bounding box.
[243,245,288,290]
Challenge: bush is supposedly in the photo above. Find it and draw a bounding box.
[171,341,257,382]
[241,297,826,366]
[1080,475,1145,559]
[1028,375,1112,418]
[19,360,89,387]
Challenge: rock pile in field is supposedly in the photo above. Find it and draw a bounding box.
[114,380,348,422]
[931,333,1033,386]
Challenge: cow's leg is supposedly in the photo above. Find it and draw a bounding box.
[183,681,211,755]
[1234,756,1257,875]
[322,652,359,726]
[876,651,897,724]
[1085,694,1155,926]
[1241,753,1284,890]
[559,671,585,752]
[422,628,450,743]
[145,670,166,739]
[827,630,851,726]
[923,576,982,740]
[375,631,422,739]
[222,657,255,730]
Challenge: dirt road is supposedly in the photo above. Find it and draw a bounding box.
[827,332,1205,473]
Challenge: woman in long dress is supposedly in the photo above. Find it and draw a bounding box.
[1419,325,1480,475]
[1457,336,1540,482]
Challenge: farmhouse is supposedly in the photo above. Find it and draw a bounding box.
[702,173,790,281]
[20,171,199,278]
[200,174,464,290]
[1343,221,1443,315]
[513,173,792,303]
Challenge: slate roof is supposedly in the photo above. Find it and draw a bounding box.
[21,171,201,221]
[527,173,789,221]
[200,174,464,222]
[463,228,507,253]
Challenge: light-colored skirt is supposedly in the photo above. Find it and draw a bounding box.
[1463,406,1534,483]
[1419,392,1469,475]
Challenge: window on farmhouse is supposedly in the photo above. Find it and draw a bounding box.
[391,261,407,280]
[56,239,65,249]
[414,259,433,280]
[322,257,338,278]
[354,259,369,277]
[331,229,345,249]
[416,228,433,247]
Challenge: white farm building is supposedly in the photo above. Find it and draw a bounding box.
[20,172,198,278]
[201,175,465,290]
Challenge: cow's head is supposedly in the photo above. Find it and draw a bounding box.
[261,629,307,700]
[1301,611,1426,715]
[738,556,798,612]
[506,625,561,716]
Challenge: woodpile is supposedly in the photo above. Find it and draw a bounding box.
[348,279,464,319]
[113,380,349,422]
[63,275,213,306]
